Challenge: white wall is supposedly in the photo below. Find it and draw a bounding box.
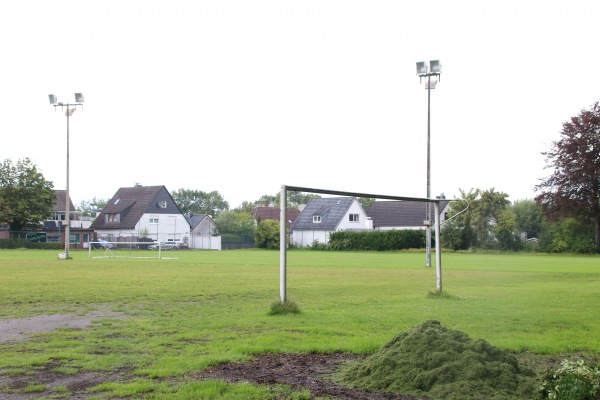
[190,234,221,250]
[137,213,190,243]
[291,230,330,247]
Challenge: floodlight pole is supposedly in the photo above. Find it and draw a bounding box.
[49,94,84,259]
[416,61,441,268]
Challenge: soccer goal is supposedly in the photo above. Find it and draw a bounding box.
[88,241,178,259]
[278,184,447,303]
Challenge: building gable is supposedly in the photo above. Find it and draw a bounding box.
[90,185,183,230]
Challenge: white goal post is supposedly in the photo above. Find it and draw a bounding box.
[88,241,178,259]
[279,185,446,303]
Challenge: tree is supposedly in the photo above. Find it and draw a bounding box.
[441,188,478,250]
[441,188,515,250]
[510,199,543,240]
[172,189,229,217]
[358,197,376,210]
[252,190,320,208]
[78,197,109,217]
[0,158,55,231]
[535,101,600,253]
[493,209,522,251]
[213,210,255,235]
[255,219,282,249]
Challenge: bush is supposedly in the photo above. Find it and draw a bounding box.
[540,359,600,399]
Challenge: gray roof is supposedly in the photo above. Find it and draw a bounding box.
[292,197,355,230]
[366,200,449,228]
[186,214,209,229]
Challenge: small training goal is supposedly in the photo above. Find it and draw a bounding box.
[88,242,178,259]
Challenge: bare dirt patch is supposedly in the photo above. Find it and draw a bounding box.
[0,310,128,345]
[191,353,428,399]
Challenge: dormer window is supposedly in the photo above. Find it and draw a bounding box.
[105,213,120,223]
[158,201,167,208]
[313,215,321,223]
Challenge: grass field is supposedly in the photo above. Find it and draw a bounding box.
[0,248,599,399]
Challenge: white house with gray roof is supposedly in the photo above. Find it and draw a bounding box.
[291,197,372,247]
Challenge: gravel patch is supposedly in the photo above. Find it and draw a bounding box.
[0,310,128,344]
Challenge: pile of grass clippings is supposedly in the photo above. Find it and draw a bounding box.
[340,320,538,400]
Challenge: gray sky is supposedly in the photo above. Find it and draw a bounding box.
[1,0,598,208]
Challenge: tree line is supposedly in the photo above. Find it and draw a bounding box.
[2,101,599,253]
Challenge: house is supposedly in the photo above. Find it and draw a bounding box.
[52,190,77,223]
[10,190,94,249]
[366,200,451,230]
[90,185,190,244]
[251,205,301,228]
[186,213,221,250]
[291,197,371,247]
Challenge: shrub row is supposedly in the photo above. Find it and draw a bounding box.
[328,230,425,251]
[0,239,62,250]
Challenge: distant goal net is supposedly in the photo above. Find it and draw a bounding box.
[88,241,178,259]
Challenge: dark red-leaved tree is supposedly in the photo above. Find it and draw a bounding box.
[535,101,600,253]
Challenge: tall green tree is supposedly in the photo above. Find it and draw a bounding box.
[254,219,282,249]
[213,210,255,235]
[78,197,109,217]
[172,189,229,217]
[0,158,55,231]
[441,188,515,250]
[252,190,320,208]
[510,199,543,239]
[441,188,478,250]
[535,101,600,253]
[358,197,376,210]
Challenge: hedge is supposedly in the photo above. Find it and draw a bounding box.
[328,230,426,251]
[0,239,63,250]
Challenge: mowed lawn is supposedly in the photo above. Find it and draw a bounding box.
[0,249,599,397]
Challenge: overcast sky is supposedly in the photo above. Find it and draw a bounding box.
[1,0,598,208]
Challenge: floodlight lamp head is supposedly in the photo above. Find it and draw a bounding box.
[416,61,428,76]
[74,93,84,103]
[48,94,57,105]
[429,60,441,74]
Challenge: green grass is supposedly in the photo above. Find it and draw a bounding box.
[0,248,599,398]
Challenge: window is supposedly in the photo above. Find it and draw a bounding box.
[149,217,159,224]
[349,214,359,222]
[158,201,167,208]
[105,213,120,223]
[313,215,321,223]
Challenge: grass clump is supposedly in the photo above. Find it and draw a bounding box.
[268,299,300,315]
[340,320,538,400]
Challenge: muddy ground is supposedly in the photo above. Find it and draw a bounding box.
[1,352,424,399]
[191,352,427,399]
[0,311,425,399]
